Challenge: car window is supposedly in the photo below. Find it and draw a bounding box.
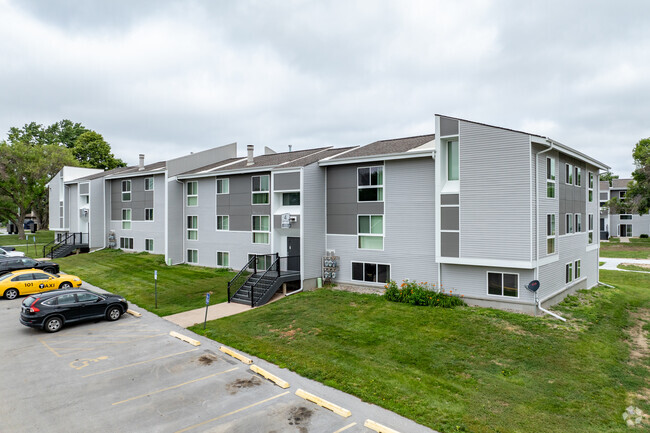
[21,259,37,266]
[11,274,33,282]
[76,293,99,303]
[32,273,51,280]
[42,298,57,306]
[56,294,77,305]
[0,273,13,282]
[23,295,39,306]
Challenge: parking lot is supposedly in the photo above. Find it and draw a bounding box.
[0,288,435,433]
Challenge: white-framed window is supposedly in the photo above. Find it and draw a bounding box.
[546,157,556,198]
[145,238,154,252]
[80,194,89,205]
[358,166,384,202]
[575,213,582,232]
[252,175,270,204]
[248,254,273,271]
[358,215,383,250]
[144,177,154,191]
[217,251,229,267]
[120,237,134,249]
[566,262,573,283]
[487,272,518,298]
[252,215,270,244]
[547,214,556,254]
[588,214,594,244]
[447,140,459,181]
[352,262,390,283]
[566,213,573,234]
[187,215,198,240]
[145,208,154,221]
[575,260,581,279]
[575,166,582,187]
[216,178,229,194]
[216,215,229,231]
[565,164,573,185]
[282,192,300,206]
[122,208,131,230]
[122,180,131,201]
[187,181,198,206]
[187,249,198,263]
[588,172,594,202]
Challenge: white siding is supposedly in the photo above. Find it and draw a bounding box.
[302,164,327,281]
[441,264,535,303]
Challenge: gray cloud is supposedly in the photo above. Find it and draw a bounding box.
[1,0,649,176]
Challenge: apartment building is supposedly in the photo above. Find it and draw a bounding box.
[600,179,650,238]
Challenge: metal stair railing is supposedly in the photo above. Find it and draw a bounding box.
[248,254,301,307]
[227,255,257,303]
[42,232,87,259]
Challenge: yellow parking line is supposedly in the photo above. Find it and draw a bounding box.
[112,367,239,406]
[82,348,200,378]
[333,423,357,433]
[39,338,63,358]
[174,391,291,433]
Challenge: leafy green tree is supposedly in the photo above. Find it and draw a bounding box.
[0,141,76,239]
[599,170,619,186]
[625,138,650,215]
[73,131,126,170]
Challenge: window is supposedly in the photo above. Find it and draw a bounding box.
[575,166,581,186]
[216,215,229,231]
[120,237,134,249]
[187,249,198,263]
[252,215,270,244]
[248,254,273,270]
[77,292,100,303]
[565,164,573,185]
[282,192,300,206]
[619,190,626,200]
[122,209,131,230]
[252,175,270,204]
[487,272,518,297]
[566,263,573,283]
[566,213,573,234]
[358,215,383,250]
[187,181,198,206]
[620,214,632,220]
[575,260,581,279]
[145,239,154,252]
[547,214,556,254]
[216,178,229,194]
[145,208,154,221]
[358,166,384,202]
[588,172,594,201]
[352,262,390,283]
[546,157,556,198]
[57,294,76,305]
[588,214,594,244]
[122,180,131,201]
[80,194,89,205]
[217,251,229,267]
[575,213,582,232]
[144,177,154,191]
[447,140,459,181]
[187,216,198,240]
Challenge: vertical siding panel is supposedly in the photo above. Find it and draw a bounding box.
[302,164,327,281]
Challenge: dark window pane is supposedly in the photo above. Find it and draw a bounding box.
[364,263,377,282]
[252,176,260,191]
[503,274,518,297]
[352,262,363,281]
[57,294,76,305]
[358,168,370,186]
[377,265,390,283]
[358,188,379,201]
[488,272,502,295]
[283,193,300,206]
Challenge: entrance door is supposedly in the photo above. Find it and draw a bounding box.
[620,224,632,237]
[287,237,300,271]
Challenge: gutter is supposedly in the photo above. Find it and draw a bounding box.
[285,288,303,297]
[536,290,567,321]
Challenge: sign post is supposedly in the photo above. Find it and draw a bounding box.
[33,236,36,256]
[203,291,212,330]
[154,270,158,309]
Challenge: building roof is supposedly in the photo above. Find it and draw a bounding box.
[599,181,610,190]
[69,166,131,182]
[611,178,632,189]
[329,134,435,160]
[280,147,357,168]
[105,161,167,179]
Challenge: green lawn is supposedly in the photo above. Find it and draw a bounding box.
[599,238,650,259]
[0,230,54,256]
[55,249,237,316]
[191,271,650,433]
[617,263,650,272]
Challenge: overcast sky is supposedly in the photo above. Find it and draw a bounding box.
[1,0,648,176]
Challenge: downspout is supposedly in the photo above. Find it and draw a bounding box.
[285,287,303,297]
[536,290,567,321]
[433,148,441,293]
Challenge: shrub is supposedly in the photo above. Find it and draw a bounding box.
[384,280,466,308]
[640,234,649,238]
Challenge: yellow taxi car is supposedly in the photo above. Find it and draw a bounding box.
[1,269,82,300]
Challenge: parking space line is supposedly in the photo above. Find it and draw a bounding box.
[333,423,358,433]
[40,333,167,357]
[82,348,200,378]
[38,338,63,358]
[174,391,291,433]
[111,367,239,406]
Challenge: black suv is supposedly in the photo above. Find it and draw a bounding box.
[20,288,128,333]
[0,257,59,275]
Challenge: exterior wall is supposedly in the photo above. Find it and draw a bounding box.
[274,172,300,191]
[110,177,154,221]
[534,145,560,261]
[64,185,70,231]
[166,178,184,264]
[216,172,271,231]
[48,173,63,230]
[558,154,586,235]
[68,184,80,232]
[610,213,650,237]
[328,158,437,286]
[89,179,105,248]
[302,164,326,281]
[166,143,237,177]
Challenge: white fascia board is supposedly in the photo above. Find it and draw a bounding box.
[531,136,609,170]
[269,167,302,174]
[105,169,165,180]
[438,257,535,269]
[319,150,434,166]
[177,166,274,180]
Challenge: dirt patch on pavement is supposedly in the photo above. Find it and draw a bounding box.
[226,376,262,394]
[287,406,313,433]
[197,352,219,365]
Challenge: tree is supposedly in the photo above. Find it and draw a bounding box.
[73,131,126,170]
[599,170,619,186]
[625,138,650,215]
[0,141,76,239]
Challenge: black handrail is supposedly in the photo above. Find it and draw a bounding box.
[227,255,257,303]
[42,232,87,259]
[249,253,279,308]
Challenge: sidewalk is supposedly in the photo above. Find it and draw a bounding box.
[600,257,650,272]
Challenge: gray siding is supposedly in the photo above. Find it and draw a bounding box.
[329,158,437,285]
[440,117,459,137]
[68,184,79,232]
[441,264,535,303]
[48,174,62,229]
[302,164,326,281]
[167,178,184,264]
[110,178,154,222]
[217,173,271,232]
[459,120,531,261]
[274,172,300,191]
[273,214,301,229]
[558,154,586,235]
[535,146,560,259]
[89,179,104,248]
[167,143,237,177]
[327,164,384,235]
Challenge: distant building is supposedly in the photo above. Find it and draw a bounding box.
[600,179,650,238]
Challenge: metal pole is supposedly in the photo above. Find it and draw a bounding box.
[154,270,158,309]
[203,292,212,330]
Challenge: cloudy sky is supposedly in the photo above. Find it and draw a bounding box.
[1,0,648,176]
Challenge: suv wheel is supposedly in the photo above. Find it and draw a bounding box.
[4,288,18,300]
[44,316,63,333]
[106,306,123,321]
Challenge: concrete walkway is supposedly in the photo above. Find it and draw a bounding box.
[600,257,650,272]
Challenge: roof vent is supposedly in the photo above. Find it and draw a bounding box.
[138,154,145,171]
[247,145,254,166]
